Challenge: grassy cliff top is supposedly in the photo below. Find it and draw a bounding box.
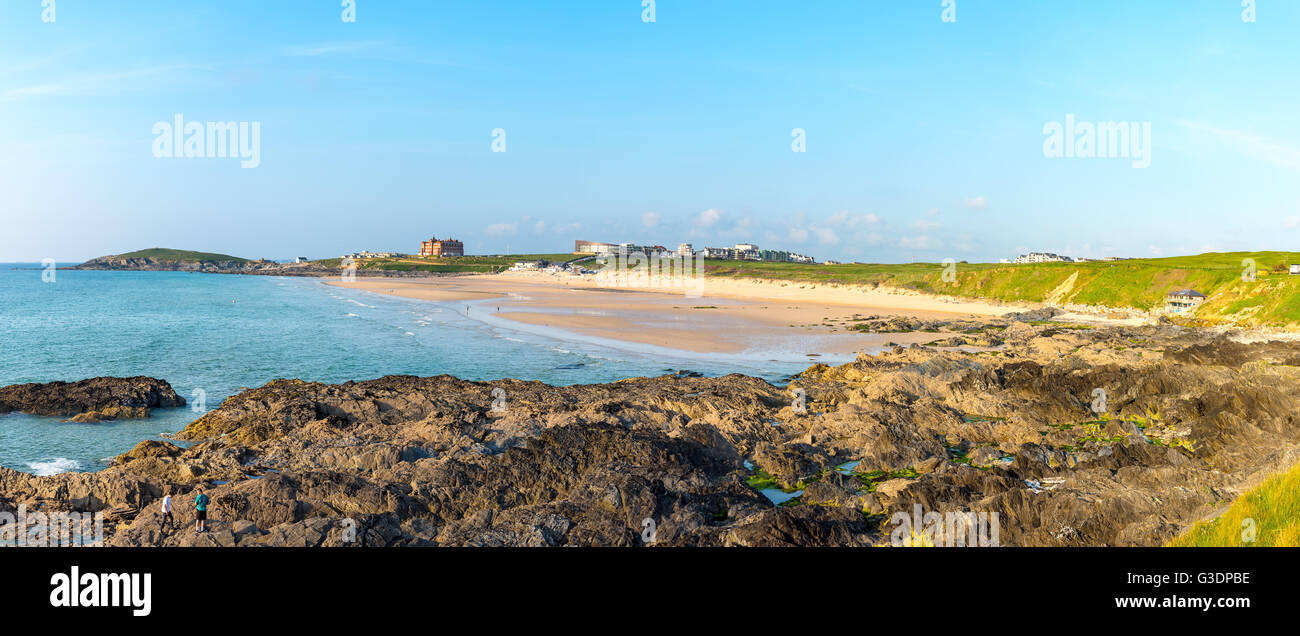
[1169,458,1300,546]
[108,248,252,263]
[312,253,577,274]
[704,251,1300,327]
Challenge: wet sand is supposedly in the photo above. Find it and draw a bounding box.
[326,272,1018,357]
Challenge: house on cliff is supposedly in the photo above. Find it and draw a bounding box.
[1164,289,1206,314]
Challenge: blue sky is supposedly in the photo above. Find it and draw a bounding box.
[2,0,1298,263]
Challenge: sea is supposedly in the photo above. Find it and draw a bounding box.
[0,264,837,475]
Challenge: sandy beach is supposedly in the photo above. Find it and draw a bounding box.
[326,271,1031,358]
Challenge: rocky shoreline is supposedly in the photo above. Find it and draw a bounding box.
[3,323,1300,546]
[0,377,185,423]
[67,256,443,278]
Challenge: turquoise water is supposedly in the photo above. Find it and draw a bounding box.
[0,265,820,475]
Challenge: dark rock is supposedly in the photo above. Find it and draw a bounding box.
[0,377,184,418]
[5,326,1300,547]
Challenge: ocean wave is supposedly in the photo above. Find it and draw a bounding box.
[28,457,82,476]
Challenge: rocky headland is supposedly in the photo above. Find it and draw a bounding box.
[71,255,356,277]
[72,254,255,273]
[0,377,185,422]
[70,251,456,278]
[4,323,1300,546]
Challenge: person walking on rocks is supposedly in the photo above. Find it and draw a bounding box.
[161,491,175,530]
[194,487,211,533]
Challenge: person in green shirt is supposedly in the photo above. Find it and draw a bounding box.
[194,487,211,533]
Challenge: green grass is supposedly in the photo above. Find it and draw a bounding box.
[745,465,836,493]
[745,467,780,490]
[702,251,1300,327]
[110,248,251,263]
[1169,460,1300,547]
[853,467,920,490]
[962,414,1008,423]
[1027,321,1093,329]
[313,253,578,274]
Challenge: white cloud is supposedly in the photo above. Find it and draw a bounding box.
[1179,120,1300,172]
[1285,216,1300,229]
[641,212,660,229]
[1,64,205,101]
[826,211,880,228]
[898,235,943,250]
[962,196,988,210]
[912,219,941,232]
[1148,245,1163,256]
[694,208,722,228]
[533,220,547,234]
[813,227,840,245]
[784,211,876,248]
[0,44,95,78]
[283,41,387,57]
[485,222,518,236]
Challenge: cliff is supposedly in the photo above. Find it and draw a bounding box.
[706,251,1300,329]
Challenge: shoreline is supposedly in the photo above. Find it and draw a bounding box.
[8,322,1300,546]
[62,265,1297,333]
[324,271,1144,357]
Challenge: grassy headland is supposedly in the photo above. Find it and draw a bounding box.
[108,248,252,263]
[703,251,1300,328]
[1169,460,1300,547]
[314,253,577,275]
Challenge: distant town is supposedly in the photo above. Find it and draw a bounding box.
[1002,252,1131,264]
[572,240,818,264]
[337,239,1158,269]
[339,236,822,265]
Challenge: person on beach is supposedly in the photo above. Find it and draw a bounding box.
[194,487,210,533]
[161,491,175,530]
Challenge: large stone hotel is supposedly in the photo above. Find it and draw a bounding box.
[419,236,465,257]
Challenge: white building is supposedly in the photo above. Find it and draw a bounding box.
[342,251,397,259]
[1165,289,1207,314]
[1013,252,1071,264]
[574,240,617,255]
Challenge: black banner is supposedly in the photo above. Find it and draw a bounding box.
[0,547,1287,623]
